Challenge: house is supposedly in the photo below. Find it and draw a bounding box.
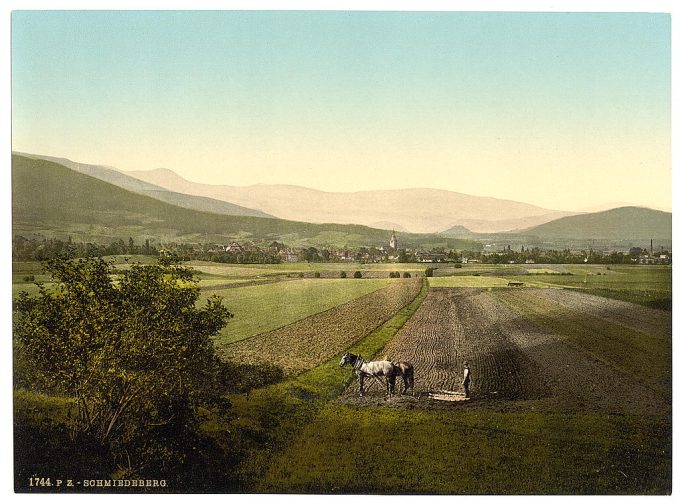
[225,242,244,253]
[415,251,447,262]
[639,254,671,265]
[278,248,299,262]
[337,250,354,261]
[242,242,261,253]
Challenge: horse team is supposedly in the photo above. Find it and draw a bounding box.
[339,352,414,397]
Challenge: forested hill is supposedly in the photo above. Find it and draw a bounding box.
[14,152,275,219]
[11,155,479,249]
[519,206,671,241]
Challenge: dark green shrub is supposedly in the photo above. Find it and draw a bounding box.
[353,271,362,279]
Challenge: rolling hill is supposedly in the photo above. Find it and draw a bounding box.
[15,152,274,219]
[125,167,576,234]
[11,154,479,250]
[518,206,672,241]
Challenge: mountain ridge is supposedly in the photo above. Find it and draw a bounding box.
[517,206,672,241]
[11,154,478,250]
[125,167,577,234]
[14,152,275,219]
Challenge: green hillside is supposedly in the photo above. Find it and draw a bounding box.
[519,206,672,241]
[12,155,479,249]
[16,152,274,219]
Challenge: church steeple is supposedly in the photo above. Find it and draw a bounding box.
[389,229,398,250]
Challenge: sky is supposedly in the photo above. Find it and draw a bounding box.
[11,10,671,212]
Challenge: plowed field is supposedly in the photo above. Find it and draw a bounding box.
[341,287,670,416]
[221,279,422,374]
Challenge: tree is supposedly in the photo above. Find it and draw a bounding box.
[425,267,434,277]
[340,271,347,278]
[13,257,232,475]
[353,271,362,279]
[303,247,320,262]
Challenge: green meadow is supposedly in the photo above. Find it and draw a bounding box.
[427,263,671,310]
[260,406,670,494]
[202,278,391,345]
[12,261,672,493]
[428,276,540,288]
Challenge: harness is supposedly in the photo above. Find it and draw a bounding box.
[352,354,391,390]
[352,355,365,372]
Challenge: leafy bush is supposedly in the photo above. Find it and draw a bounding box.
[353,271,362,279]
[454,263,463,269]
[403,272,411,278]
[425,267,434,277]
[221,362,285,393]
[314,272,321,278]
[340,271,347,278]
[13,257,233,478]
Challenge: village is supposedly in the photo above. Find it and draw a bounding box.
[12,230,671,265]
[182,232,672,266]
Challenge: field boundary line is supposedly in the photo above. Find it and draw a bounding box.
[219,279,410,348]
[224,278,430,490]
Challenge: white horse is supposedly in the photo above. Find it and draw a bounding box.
[339,352,397,397]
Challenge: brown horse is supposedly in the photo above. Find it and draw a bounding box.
[392,361,415,395]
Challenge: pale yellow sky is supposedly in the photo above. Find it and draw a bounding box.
[12,11,672,213]
[13,124,671,213]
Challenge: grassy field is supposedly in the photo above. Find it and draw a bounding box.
[201,279,430,488]
[426,263,671,310]
[428,276,541,288]
[252,281,671,494]
[12,259,672,494]
[202,278,392,345]
[505,265,672,310]
[188,260,428,276]
[260,406,670,494]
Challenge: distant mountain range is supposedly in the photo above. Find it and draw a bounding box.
[12,152,672,249]
[441,207,671,247]
[519,206,672,241]
[11,154,476,249]
[15,152,274,219]
[125,167,576,234]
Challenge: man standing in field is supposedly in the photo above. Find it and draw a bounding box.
[462,361,471,398]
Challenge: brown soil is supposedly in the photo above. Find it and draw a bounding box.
[527,287,671,337]
[221,279,422,374]
[339,287,669,417]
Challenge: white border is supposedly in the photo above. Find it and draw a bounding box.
[3,2,676,504]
